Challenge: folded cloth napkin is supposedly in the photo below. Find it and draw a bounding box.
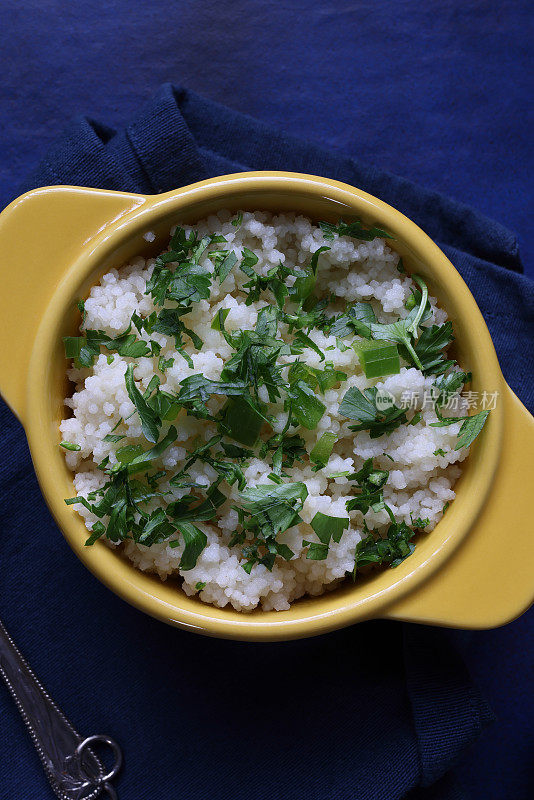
[1,83,531,800]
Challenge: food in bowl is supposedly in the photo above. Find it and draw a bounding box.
[60,211,489,612]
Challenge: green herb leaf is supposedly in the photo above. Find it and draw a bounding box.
[454,410,490,450]
[329,302,376,339]
[168,484,226,523]
[115,426,178,474]
[302,541,329,560]
[158,355,174,372]
[221,394,267,446]
[430,407,489,450]
[368,277,429,370]
[345,458,389,514]
[125,363,160,443]
[287,380,326,429]
[170,522,208,570]
[320,219,393,242]
[310,432,337,469]
[413,321,454,375]
[339,387,407,438]
[115,444,145,465]
[308,512,349,556]
[291,330,325,362]
[84,521,106,546]
[353,521,417,573]
[152,307,203,351]
[255,306,279,339]
[211,308,230,331]
[239,481,308,538]
[433,369,470,407]
[214,251,237,283]
[178,374,248,404]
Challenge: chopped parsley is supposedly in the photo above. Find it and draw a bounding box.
[345,459,389,515]
[353,519,423,574]
[368,275,428,370]
[431,408,490,451]
[309,431,337,470]
[61,215,490,581]
[124,363,161,443]
[338,387,407,438]
[320,219,393,242]
[169,523,208,570]
[328,302,376,339]
[303,512,349,560]
[235,482,308,572]
[412,321,455,375]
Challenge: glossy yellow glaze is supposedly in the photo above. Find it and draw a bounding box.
[0,173,532,640]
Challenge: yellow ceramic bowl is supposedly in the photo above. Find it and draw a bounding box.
[0,172,532,641]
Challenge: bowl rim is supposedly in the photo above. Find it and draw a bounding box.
[24,172,504,640]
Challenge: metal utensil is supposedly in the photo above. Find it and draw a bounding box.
[0,618,122,798]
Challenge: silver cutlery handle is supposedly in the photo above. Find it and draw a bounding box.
[0,618,121,799]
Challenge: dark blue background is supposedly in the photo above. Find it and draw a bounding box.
[0,2,532,799]
[1,0,533,277]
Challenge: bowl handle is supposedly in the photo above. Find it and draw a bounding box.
[0,186,146,422]
[382,384,534,628]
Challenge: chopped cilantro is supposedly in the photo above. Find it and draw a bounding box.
[158,355,174,372]
[433,370,470,406]
[454,411,490,449]
[213,250,237,283]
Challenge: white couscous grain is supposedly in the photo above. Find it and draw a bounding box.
[61,211,471,612]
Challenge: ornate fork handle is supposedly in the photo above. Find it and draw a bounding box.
[0,618,122,799]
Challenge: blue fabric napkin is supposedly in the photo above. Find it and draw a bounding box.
[1,83,532,800]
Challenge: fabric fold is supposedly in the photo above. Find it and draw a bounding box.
[403,627,495,787]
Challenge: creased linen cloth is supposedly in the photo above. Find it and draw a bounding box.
[1,83,531,800]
